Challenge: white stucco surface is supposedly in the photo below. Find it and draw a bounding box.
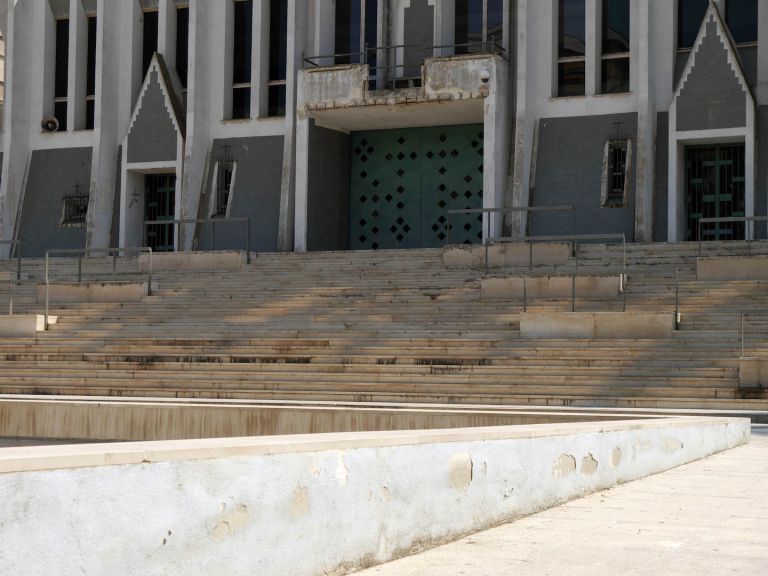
[0,417,749,575]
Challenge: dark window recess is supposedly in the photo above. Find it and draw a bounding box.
[54,19,69,98]
[335,0,361,64]
[558,61,585,97]
[86,17,97,96]
[233,0,252,84]
[215,163,234,217]
[726,0,757,44]
[678,0,708,49]
[601,58,630,94]
[232,0,253,119]
[62,194,89,225]
[54,101,68,132]
[268,0,288,116]
[176,7,189,88]
[455,0,503,54]
[602,0,630,54]
[558,0,585,96]
[607,141,628,204]
[86,100,95,130]
[54,18,69,131]
[86,16,97,130]
[142,10,159,78]
[559,0,585,57]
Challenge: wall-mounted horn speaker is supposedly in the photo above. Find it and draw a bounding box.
[41,116,60,133]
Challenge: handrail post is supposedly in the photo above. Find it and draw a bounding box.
[77,255,82,283]
[622,273,626,312]
[45,253,50,330]
[571,207,576,257]
[523,274,527,312]
[8,282,13,316]
[741,312,745,358]
[571,274,576,312]
[15,241,21,281]
[212,219,217,251]
[529,241,533,271]
[484,241,489,276]
[246,218,251,264]
[674,268,680,330]
[147,248,153,297]
[112,251,117,280]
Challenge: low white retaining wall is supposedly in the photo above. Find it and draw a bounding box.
[0,417,749,575]
[138,251,245,272]
[697,255,768,281]
[36,282,148,304]
[0,315,50,337]
[482,275,622,300]
[444,242,571,269]
[520,312,674,339]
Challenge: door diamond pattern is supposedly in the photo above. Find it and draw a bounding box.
[349,124,484,250]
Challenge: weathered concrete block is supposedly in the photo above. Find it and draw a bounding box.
[36,282,148,304]
[481,275,622,300]
[520,312,674,339]
[444,243,571,269]
[138,251,245,272]
[738,358,768,388]
[0,418,749,576]
[0,315,49,337]
[697,255,768,281]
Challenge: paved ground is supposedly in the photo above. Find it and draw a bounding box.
[355,435,768,576]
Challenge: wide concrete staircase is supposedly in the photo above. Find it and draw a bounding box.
[0,241,766,420]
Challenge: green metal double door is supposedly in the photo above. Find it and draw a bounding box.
[349,124,484,250]
[685,144,746,241]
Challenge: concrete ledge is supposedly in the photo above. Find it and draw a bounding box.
[0,417,749,575]
[0,398,646,443]
[444,243,571,269]
[739,358,768,389]
[520,312,674,339]
[482,275,622,300]
[138,251,246,272]
[698,255,768,281]
[0,315,51,337]
[36,282,148,304]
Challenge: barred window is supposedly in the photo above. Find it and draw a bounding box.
[62,194,89,225]
[601,140,632,207]
[210,159,237,218]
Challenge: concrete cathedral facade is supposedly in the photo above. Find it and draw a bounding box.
[0,0,766,257]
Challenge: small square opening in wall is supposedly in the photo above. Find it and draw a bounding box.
[601,139,632,208]
[61,193,89,226]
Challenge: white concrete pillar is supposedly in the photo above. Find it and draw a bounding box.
[634,0,655,243]
[584,0,598,96]
[68,0,88,131]
[758,0,768,105]
[220,0,234,120]
[158,0,176,70]
[253,0,270,118]
[85,0,119,249]
[278,0,306,252]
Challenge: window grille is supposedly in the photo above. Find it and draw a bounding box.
[215,162,234,217]
[601,139,632,207]
[62,193,89,225]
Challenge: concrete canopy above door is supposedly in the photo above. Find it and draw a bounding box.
[667,3,756,242]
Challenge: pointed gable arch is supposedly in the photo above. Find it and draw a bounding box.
[125,53,186,165]
[672,2,754,132]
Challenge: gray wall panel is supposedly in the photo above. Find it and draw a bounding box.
[531,113,638,240]
[18,148,92,258]
[757,106,768,240]
[677,21,747,131]
[197,137,284,253]
[307,123,350,251]
[127,70,178,164]
[654,112,669,242]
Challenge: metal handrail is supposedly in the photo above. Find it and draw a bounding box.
[0,240,23,281]
[446,205,576,248]
[697,215,768,256]
[44,247,153,329]
[520,272,626,314]
[143,217,251,263]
